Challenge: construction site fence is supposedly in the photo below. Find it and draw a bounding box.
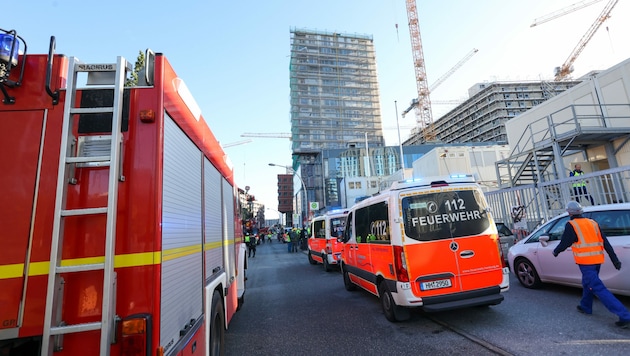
[484,165,630,240]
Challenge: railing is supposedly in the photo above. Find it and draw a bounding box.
[485,165,630,239]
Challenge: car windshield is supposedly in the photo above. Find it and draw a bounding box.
[401,188,490,241]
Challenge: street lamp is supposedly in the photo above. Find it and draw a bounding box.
[269,163,308,227]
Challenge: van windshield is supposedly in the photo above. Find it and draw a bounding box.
[401,189,490,241]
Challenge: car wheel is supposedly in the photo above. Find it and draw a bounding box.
[323,254,332,272]
[308,251,317,265]
[378,280,410,322]
[514,258,542,289]
[342,263,357,291]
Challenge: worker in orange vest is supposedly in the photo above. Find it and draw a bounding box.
[553,201,630,328]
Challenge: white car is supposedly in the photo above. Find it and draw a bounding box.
[508,203,630,296]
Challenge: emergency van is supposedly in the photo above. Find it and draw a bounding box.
[307,210,348,271]
[340,174,509,322]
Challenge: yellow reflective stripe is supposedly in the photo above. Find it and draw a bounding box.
[204,241,223,251]
[115,252,162,268]
[0,252,163,280]
[575,250,604,257]
[162,244,202,262]
[0,263,23,279]
[29,261,50,276]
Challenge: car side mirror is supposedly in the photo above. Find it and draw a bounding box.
[539,235,549,247]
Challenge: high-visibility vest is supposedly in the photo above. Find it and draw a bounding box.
[245,235,250,243]
[569,218,605,265]
[572,171,586,187]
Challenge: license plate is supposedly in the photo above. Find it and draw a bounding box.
[421,278,452,290]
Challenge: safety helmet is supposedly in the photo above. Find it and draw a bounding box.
[566,201,583,216]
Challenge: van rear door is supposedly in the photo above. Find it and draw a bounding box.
[400,186,502,297]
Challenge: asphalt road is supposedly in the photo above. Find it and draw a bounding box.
[225,239,630,356]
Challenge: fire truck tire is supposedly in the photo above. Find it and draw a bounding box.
[379,280,410,322]
[209,291,225,356]
[342,264,357,291]
[323,254,332,272]
[308,251,317,265]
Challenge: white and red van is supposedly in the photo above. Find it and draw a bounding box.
[340,174,510,322]
[308,210,348,271]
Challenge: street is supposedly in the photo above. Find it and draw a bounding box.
[225,239,630,355]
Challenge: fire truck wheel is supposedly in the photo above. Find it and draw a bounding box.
[209,291,225,356]
[378,281,410,322]
[342,264,357,291]
[323,255,332,272]
[308,251,317,265]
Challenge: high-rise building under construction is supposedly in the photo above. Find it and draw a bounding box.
[287,28,385,219]
[289,28,384,155]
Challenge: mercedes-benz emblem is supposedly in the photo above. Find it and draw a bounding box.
[449,241,459,251]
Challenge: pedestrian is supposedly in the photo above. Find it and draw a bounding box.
[286,230,293,253]
[570,164,595,205]
[300,226,307,250]
[552,201,630,329]
[248,233,257,258]
[291,228,299,253]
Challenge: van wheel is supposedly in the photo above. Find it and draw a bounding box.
[515,258,542,289]
[323,255,332,272]
[308,251,317,265]
[342,264,357,291]
[209,290,225,356]
[378,281,410,322]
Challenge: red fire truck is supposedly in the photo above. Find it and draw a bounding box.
[0,30,247,355]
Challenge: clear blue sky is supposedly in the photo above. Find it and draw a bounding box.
[7,0,629,216]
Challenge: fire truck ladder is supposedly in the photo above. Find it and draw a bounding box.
[42,56,130,356]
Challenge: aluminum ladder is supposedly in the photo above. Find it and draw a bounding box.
[41,56,130,356]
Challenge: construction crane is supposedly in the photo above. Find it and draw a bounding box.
[241,132,291,139]
[221,139,252,148]
[404,0,434,142]
[554,0,619,81]
[530,0,603,27]
[401,48,478,118]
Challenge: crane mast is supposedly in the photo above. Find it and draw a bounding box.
[554,0,618,81]
[405,0,434,142]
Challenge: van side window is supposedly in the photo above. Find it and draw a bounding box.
[355,201,389,243]
[343,212,353,243]
[313,220,326,238]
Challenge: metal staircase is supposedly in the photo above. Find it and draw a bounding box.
[41,56,130,356]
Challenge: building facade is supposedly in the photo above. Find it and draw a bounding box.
[404,80,581,145]
[289,28,384,154]
[289,28,385,219]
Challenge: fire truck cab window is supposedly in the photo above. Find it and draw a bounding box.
[402,190,490,241]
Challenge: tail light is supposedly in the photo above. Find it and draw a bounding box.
[393,246,409,282]
[495,236,508,268]
[121,314,152,356]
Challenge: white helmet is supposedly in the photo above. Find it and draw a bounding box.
[566,201,583,216]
